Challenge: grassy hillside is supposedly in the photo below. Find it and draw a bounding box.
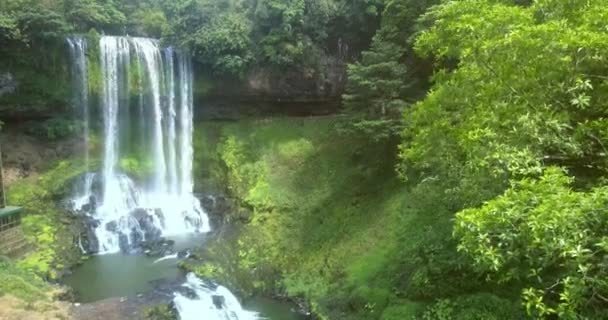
[192,117,523,319]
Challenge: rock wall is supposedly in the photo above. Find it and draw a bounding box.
[0,73,17,98]
[206,55,346,100]
[196,54,346,119]
[0,126,82,186]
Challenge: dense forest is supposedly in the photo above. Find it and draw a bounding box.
[1,0,608,319]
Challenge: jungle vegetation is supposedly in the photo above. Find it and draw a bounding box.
[2,0,608,319]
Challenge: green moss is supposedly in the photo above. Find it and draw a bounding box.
[119,156,154,180]
[0,258,51,303]
[7,159,93,280]
[143,304,178,320]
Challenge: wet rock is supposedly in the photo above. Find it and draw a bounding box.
[177,249,191,259]
[0,72,17,97]
[130,209,162,244]
[141,239,175,257]
[81,195,97,214]
[211,295,225,309]
[202,278,219,291]
[176,287,198,300]
[200,195,231,221]
[200,194,253,227]
[183,213,202,230]
[80,220,100,255]
[200,196,216,210]
[130,229,144,248]
[118,233,130,253]
[105,221,118,233]
[154,209,165,229]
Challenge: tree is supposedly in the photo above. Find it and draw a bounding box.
[162,0,253,76]
[403,0,608,317]
[342,0,438,141]
[0,12,22,43]
[455,168,608,319]
[63,0,126,33]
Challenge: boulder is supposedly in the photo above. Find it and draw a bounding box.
[176,287,199,300]
[80,230,99,254]
[211,295,225,309]
[130,208,162,244]
[118,233,130,253]
[177,249,191,259]
[105,221,118,233]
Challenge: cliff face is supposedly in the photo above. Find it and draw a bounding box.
[0,50,347,123]
[239,56,346,100]
[0,126,82,186]
[0,73,17,98]
[195,54,346,120]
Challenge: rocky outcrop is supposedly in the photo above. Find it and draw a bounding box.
[196,54,345,120]
[0,73,17,97]
[200,194,252,229]
[0,126,82,186]
[206,55,346,101]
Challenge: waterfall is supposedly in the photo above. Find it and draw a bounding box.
[67,36,259,320]
[174,273,260,320]
[68,36,209,254]
[66,36,90,168]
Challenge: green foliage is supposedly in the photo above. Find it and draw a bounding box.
[402,0,608,318]
[380,302,424,320]
[456,168,608,318]
[161,0,385,75]
[162,0,253,76]
[119,156,153,180]
[0,0,72,117]
[195,118,503,319]
[422,294,520,320]
[406,0,608,182]
[128,8,167,38]
[143,304,178,320]
[344,41,410,118]
[64,0,126,32]
[25,118,83,141]
[7,160,90,279]
[342,0,438,141]
[192,11,253,76]
[0,12,22,42]
[0,258,51,303]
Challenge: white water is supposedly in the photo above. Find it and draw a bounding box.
[152,253,178,264]
[66,36,90,168]
[67,36,258,320]
[174,273,260,320]
[67,36,210,254]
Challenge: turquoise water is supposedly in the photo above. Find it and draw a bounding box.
[63,234,307,319]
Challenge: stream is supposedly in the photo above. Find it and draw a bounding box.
[63,233,307,320]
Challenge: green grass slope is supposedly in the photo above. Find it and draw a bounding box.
[193,117,523,319]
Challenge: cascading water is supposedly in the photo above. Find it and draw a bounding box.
[67,37,95,212]
[174,273,260,320]
[95,36,210,253]
[66,36,90,168]
[68,36,209,254]
[68,36,259,320]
